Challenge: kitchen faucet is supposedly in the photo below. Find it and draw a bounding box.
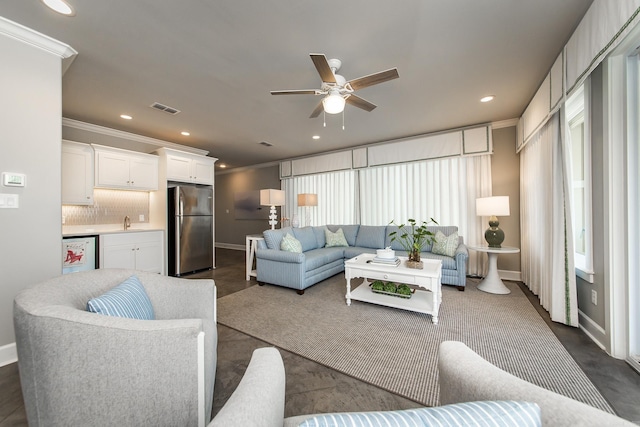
[124,215,131,230]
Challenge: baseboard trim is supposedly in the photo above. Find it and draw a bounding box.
[578,310,608,352]
[498,269,522,281]
[216,242,244,251]
[0,343,17,367]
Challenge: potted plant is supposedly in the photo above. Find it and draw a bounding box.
[388,218,438,267]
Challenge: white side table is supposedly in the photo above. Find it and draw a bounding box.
[245,234,264,281]
[468,245,520,294]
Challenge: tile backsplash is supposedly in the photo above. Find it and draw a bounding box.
[62,189,150,225]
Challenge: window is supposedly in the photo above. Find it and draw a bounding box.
[566,83,594,281]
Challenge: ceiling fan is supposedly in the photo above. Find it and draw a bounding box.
[270,54,399,118]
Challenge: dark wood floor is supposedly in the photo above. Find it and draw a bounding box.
[2,248,640,425]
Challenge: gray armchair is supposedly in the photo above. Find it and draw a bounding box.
[13,269,217,427]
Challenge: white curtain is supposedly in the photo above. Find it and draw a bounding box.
[520,112,578,326]
[358,155,492,275]
[282,170,358,226]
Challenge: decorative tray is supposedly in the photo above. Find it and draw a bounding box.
[369,280,414,299]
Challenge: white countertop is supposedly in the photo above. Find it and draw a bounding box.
[63,224,164,237]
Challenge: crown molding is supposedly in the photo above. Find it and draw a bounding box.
[0,16,77,59]
[62,118,210,156]
[491,118,519,129]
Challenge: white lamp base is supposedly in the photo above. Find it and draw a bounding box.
[268,205,278,230]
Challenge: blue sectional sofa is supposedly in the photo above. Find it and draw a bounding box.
[255,224,468,294]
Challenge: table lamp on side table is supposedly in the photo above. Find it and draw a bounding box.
[476,196,510,248]
[297,193,317,227]
[260,189,285,230]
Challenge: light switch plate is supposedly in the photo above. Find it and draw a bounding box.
[0,193,19,208]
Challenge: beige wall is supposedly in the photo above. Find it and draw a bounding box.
[491,126,521,272]
[0,35,63,346]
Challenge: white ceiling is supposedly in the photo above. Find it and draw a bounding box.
[2,1,593,169]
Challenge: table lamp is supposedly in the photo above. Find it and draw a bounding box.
[260,189,285,230]
[476,196,510,248]
[297,193,318,227]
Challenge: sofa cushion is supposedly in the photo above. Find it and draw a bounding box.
[327,224,360,246]
[325,228,349,247]
[304,248,346,271]
[354,225,387,249]
[313,226,327,248]
[281,233,302,253]
[385,225,407,251]
[87,275,155,320]
[422,252,457,270]
[292,227,319,252]
[297,401,541,427]
[432,230,459,257]
[264,227,293,250]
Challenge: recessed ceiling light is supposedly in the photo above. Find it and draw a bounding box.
[219,164,227,168]
[312,135,320,140]
[120,114,132,120]
[480,95,495,103]
[41,0,75,16]
[181,131,190,136]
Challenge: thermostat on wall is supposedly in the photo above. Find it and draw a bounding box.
[2,172,26,187]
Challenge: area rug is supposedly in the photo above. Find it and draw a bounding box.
[217,274,613,412]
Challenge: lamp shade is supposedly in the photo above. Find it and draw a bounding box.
[297,193,318,207]
[476,196,510,217]
[322,92,345,114]
[260,189,285,206]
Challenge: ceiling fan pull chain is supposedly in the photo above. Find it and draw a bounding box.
[342,109,345,130]
[323,110,326,127]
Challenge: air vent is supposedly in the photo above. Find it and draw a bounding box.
[259,141,273,147]
[150,102,181,115]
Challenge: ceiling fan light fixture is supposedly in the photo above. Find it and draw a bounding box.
[322,92,345,114]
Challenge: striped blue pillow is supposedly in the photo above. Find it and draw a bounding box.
[87,275,155,320]
[297,401,541,427]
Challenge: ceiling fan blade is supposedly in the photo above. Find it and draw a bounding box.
[309,101,324,118]
[310,54,336,83]
[346,94,377,112]
[347,68,399,91]
[271,89,319,95]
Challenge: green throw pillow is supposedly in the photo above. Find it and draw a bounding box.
[280,232,302,253]
[325,228,349,247]
[431,230,458,257]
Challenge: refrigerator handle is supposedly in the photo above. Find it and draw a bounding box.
[178,190,184,216]
[175,215,183,274]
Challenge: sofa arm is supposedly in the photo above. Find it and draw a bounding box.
[438,341,634,426]
[209,347,285,427]
[256,248,305,264]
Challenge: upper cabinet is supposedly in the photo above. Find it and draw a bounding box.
[156,148,217,185]
[93,144,158,191]
[62,140,94,205]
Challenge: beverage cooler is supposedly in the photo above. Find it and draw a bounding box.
[62,236,98,274]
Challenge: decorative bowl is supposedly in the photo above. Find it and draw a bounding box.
[376,248,395,259]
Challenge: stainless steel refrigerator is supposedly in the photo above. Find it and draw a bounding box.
[168,184,213,276]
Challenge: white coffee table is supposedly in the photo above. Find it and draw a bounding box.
[344,254,443,324]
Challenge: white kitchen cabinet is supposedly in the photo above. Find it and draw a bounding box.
[100,230,164,274]
[62,140,94,205]
[93,144,158,190]
[158,148,216,184]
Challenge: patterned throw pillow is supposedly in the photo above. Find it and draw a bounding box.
[297,401,541,427]
[87,275,155,320]
[325,228,349,247]
[280,232,303,253]
[431,230,459,257]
